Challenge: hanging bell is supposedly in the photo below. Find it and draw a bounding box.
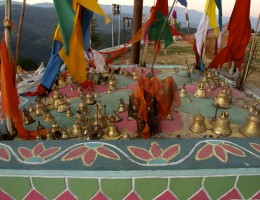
[194,83,207,98]
[117,98,127,113]
[179,84,189,97]
[211,112,232,137]
[189,113,207,133]
[214,87,232,109]
[239,102,260,137]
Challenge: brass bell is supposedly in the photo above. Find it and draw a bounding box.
[35,99,46,116]
[66,107,73,117]
[108,76,117,91]
[118,98,127,113]
[132,67,139,80]
[211,112,232,137]
[61,128,70,139]
[179,84,189,97]
[28,103,35,113]
[46,131,53,140]
[166,113,173,120]
[106,118,121,137]
[214,87,232,109]
[112,110,122,122]
[50,121,60,134]
[78,98,89,115]
[107,86,113,94]
[23,108,35,125]
[239,102,260,137]
[43,111,54,122]
[102,66,110,79]
[75,110,86,126]
[85,88,96,105]
[92,103,107,129]
[57,98,68,113]
[70,120,83,137]
[189,113,207,133]
[53,93,63,109]
[194,83,207,98]
[57,74,66,88]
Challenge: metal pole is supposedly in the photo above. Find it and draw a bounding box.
[131,0,143,64]
[123,17,125,46]
[118,13,120,47]
[4,0,13,135]
[112,10,114,48]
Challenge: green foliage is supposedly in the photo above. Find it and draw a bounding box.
[18,57,38,71]
[91,18,103,49]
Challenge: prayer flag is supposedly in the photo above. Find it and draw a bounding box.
[178,0,187,7]
[208,0,251,71]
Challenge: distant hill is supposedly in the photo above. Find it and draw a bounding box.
[0,1,259,66]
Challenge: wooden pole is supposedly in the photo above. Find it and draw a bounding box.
[131,0,143,64]
[241,13,260,88]
[15,0,26,70]
[4,0,13,135]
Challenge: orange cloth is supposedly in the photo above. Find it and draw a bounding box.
[0,36,46,139]
[133,77,181,138]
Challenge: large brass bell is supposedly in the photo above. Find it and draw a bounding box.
[214,87,232,109]
[194,83,207,98]
[106,117,121,137]
[118,98,127,113]
[239,102,260,137]
[179,84,188,97]
[211,112,232,137]
[189,113,207,133]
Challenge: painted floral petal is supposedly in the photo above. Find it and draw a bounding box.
[195,144,214,161]
[250,143,260,153]
[0,148,11,162]
[24,189,45,200]
[219,188,243,200]
[91,191,109,200]
[189,189,210,200]
[220,143,246,157]
[56,190,77,200]
[214,145,228,162]
[161,144,180,160]
[82,149,97,166]
[124,191,141,200]
[149,142,162,158]
[96,146,120,160]
[127,146,153,161]
[0,189,13,200]
[61,146,87,161]
[18,147,33,160]
[155,190,177,200]
[38,147,61,159]
[33,143,44,156]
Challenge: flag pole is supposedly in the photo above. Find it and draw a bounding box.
[15,0,27,73]
[4,0,14,135]
[150,0,177,77]
[241,13,260,89]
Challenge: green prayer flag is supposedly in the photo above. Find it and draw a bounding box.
[148,10,174,48]
[53,0,75,54]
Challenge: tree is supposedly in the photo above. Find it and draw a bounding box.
[91,18,103,49]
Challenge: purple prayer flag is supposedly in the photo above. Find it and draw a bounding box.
[172,10,177,19]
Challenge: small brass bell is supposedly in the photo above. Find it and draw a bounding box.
[35,99,46,116]
[102,66,110,79]
[85,88,96,105]
[75,110,86,126]
[46,131,53,140]
[50,120,60,134]
[78,99,89,115]
[189,113,207,133]
[239,102,260,137]
[28,103,35,113]
[57,98,68,113]
[106,118,121,137]
[108,76,117,91]
[118,98,127,113]
[61,128,70,139]
[194,83,207,98]
[121,131,130,139]
[57,74,66,88]
[70,120,83,137]
[179,84,189,97]
[132,67,139,80]
[36,131,42,140]
[167,113,173,120]
[43,111,54,122]
[53,93,63,109]
[112,110,122,122]
[214,87,232,109]
[107,86,113,94]
[66,107,73,117]
[23,108,35,125]
[211,112,232,137]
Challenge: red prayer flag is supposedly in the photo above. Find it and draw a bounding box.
[208,0,251,71]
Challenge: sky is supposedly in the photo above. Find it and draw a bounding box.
[14,0,259,18]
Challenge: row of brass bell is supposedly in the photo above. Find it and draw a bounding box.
[189,112,232,136]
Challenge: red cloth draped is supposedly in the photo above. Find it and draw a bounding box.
[208,0,251,71]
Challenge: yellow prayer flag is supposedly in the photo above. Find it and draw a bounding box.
[77,0,110,24]
[205,0,218,37]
